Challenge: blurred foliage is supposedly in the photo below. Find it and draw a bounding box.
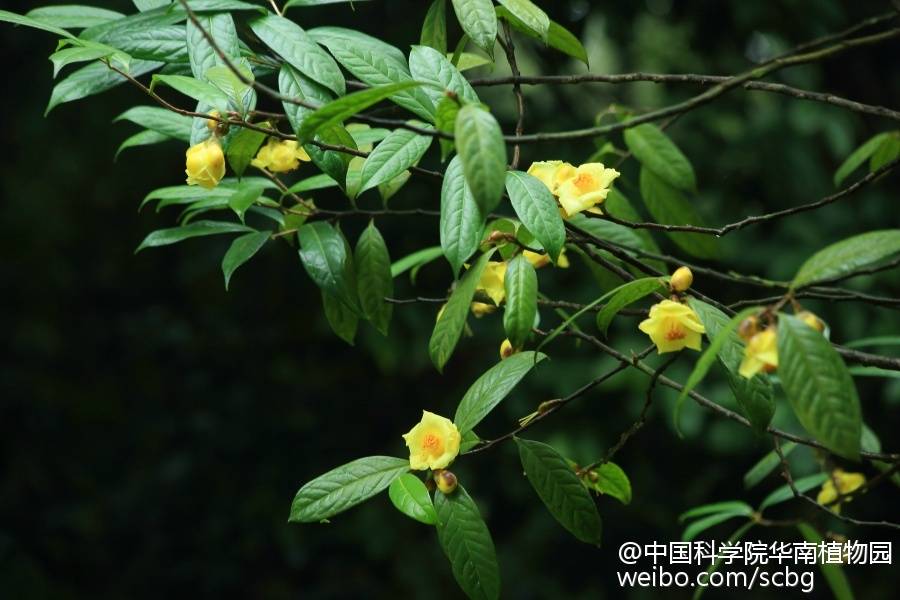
[1,0,898,597]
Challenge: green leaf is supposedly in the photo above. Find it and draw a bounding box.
[777,314,862,460]
[625,124,696,192]
[174,0,265,12]
[583,462,632,505]
[151,74,231,109]
[289,456,409,522]
[358,126,433,195]
[459,430,481,453]
[279,64,333,135]
[221,230,269,290]
[115,129,172,160]
[391,246,444,278]
[689,299,775,434]
[355,221,394,335]
[429,250,495,372]
[796,523,854,600]
[421,0,448,54]
[441,155,485,274]
[691,522,754,600]
[790,229,900,289]
[309,26,436,121]
[450,0,497,56]
[455,104,507,215]
[378,170,411,203]
[681,511,749,542]
[136,220,253,252]
[305,125,358,190]
[496,7,587,65]
[227,184,264,223]
[454,351,546,434]
[0,8,76,38]
[134,0,171,10]
[249,15,344,96]
[47,59,162,115]
[389,473,437,525]
[285,0,373,7]
[49,45,119,78]
[26,5,123,29]
[409,44,479,105]
[595,277,665,336]
[115,106,193,142]
[297,222,359,313]
[285,174,339,196]
[846,335,900,349]
[98,24,189,63]
[679,500,754,522]
[434,485,501,600]
[297,81,425,144]
[759,473,828,511]
[496,0,548,41]
[638,167,717,259]
[516,438,602,545]
[186,13,238,79]
[503,256,538,349]
[743,442,796,490]
[435,96,460,161]
[833,132,891,187]
[504,171,565,263]
[870,132,900,171]
[226,128,267,179]
[454,51,493,71]
[322,289,359,344]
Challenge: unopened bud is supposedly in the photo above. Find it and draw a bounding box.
[797,310,825,333]
[471,301,497,318]
[587,470,599,482]
[206,110,221,132]
[500,339,516,359]
[487,230,508,243]
[434,469,458,495]
[670,266,693,293]
[738,316,759,341]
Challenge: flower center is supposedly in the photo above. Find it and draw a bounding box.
[573,173,595,192]
[665,323,686,341]
[422,433,442,453]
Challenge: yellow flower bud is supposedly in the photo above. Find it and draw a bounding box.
[251,138,311,173]
[206,110,220,132]
[500,338,516,359]
[670,266,694,293]
[737,315,760,341]
[797,310,826,333]
[433,469,459,495]
[402,411,461,471]
[185,138,226,189]
[470,301,497,318]
[556,163,620,218]
[738,328,778,379]
[816,469,865,513]
[638,299,706,354]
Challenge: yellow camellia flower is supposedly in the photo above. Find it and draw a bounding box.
[402,411,461,471]
[738,328,778,379]
[556,163,620,218]
[638,299,706,353]
[470,301,497,318]
[527,160,576,194]
[477,261,507,305]
[816,469,865,514]
[185,138,226,189]
[251,139,311,173]
[523,247,570,269]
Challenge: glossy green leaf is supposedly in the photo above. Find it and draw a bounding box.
[47,59,162,115]
[285,0,373,7]
[450,0,497,55]
[297,222,359,313]
[186,13,238,79]
[496,0,548,41]
[221,230,269,290]
[226,128,267,179]
[115,106,193,142]
[759,473,828,511]
[454,51,493,71]
[136,220,253,252]
[322,289,359,345]
[791,229,900,289]
[595,277,665,336]
[289,456,409,522]
[391,246,444,278]
[495,7,587,65]
[409,44,479,105]
[297,81,425,144]
[429,250,494,372]
[305,125,358,190]
[435,95,460,161]
[50,45,118,78]
[249,15,345,96]
[115,129,171,160]
[516,438,602,545]
[679,500,753,522]
[833,132,891,187]
[0,8,76,38]
[441,155,485,274]
[796,523,854,600]
[26,5,123,29]
[434,485,500,600]
[777,314,861,459]
[455,104,507,215]
[227,184,264,223]
[389,473,437,525]
[503,255,538,349]
[639,167,716,259]
[504,171,565,263]
[682,511,749,542]
[355,221,393,335]
[454,351,545,434]
[743,442,796,490]
[583,462,632,505]
[278,64,333,136]
[151,74,231,109]
[870,132,900,171]
[358,126,433,195]
[421,0,448,54]
[625,124,696,192]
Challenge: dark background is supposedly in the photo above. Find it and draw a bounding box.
[2,0,899,598]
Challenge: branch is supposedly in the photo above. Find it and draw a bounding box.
[499,21,525,169]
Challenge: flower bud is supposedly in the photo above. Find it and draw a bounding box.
[670,266,693,293]
[797,310,825,333]
[206,110,220,132]
[587,470,599,482]
[471,301,497,318]
[737,315,759,341]
[500,339,516,359]
[185,138,226,189]
[433,469,458,495]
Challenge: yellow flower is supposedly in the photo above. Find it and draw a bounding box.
[251,139,311,173]
[638,299,706,353]
[738,328,778,379]
[185,138,226,189]
[523,247,570,269]
[816,469,865,514]
[670,266,694,292]
[477,261,507,305]
[402,411,461,471]
[527,160,576,194]
[556,163,620,218]
[470,301,497,318]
